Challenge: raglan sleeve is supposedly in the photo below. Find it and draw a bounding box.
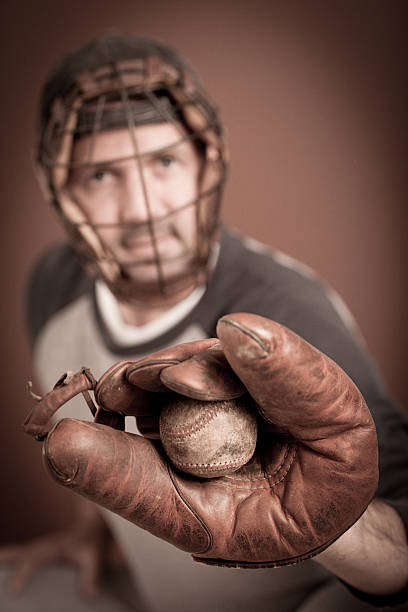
[24,243,91,346]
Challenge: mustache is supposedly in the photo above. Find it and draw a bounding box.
[118,222,180,249]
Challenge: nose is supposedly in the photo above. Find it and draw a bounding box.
[119,165,156,224]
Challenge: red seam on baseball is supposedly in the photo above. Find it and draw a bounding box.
[174,457,250,474]
[161,405,219,439]
[174,452,255,471]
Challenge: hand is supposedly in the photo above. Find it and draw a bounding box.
[0,501,125,597]
[24,313,378,568]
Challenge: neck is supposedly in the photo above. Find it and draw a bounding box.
[117,285,196,326]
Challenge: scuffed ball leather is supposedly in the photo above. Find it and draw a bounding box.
[159,394,258,478]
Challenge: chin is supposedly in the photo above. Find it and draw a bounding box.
[105,260,205,307]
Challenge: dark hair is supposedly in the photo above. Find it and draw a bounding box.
[38,30,205,143]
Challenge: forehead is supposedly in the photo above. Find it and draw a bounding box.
[70,121,193,164]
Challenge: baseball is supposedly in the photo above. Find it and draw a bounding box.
[159,394,258,478]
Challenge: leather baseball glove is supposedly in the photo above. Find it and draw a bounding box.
[23,313,378,568]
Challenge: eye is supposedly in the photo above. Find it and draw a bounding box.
[91,168,109,181]
[158,154,175,168]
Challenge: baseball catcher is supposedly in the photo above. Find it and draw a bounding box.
[9,31,408,611]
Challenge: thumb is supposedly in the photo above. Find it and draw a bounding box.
[216,313,377,454]
[43,419,210,555]
[75,547,100,600]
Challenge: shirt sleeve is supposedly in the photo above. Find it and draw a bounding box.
[24,242,92,345]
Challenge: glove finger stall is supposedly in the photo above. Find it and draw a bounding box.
[160,344,246,400]
[126,338,219,392]
[94,361,158,416]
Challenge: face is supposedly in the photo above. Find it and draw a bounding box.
[65,122,202,288]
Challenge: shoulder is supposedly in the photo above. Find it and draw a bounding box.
[210,228,382,394]
[25,242,93,343]
[216,228,329,300]
[216,227,355,333]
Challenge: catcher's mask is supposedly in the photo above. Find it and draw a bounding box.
[37,35,227,305]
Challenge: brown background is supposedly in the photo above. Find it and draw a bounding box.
[0,0,406,542]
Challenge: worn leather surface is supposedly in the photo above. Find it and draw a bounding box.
[23,368,96,439]
[25,313,379,567]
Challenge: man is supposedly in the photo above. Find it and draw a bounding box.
[5,31,408,610]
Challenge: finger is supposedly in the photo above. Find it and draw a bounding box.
[95,340,221,423]
[160,343,246,400]
[0,545,22,564]
[94,361,155,416]
[217,313,376,442]
[43,419,211,555]
[8,558,44,594]
[75,549,100,599]
[126,338,219,392]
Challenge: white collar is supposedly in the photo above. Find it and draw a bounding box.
[95,280,205,347]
